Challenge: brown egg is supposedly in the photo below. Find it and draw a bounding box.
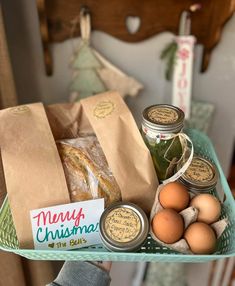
[152,209,184,244]
[159,182,190,212]
[190,194,221,224]
[184,222,217,254]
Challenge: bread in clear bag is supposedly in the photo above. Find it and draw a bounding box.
[57,134,122,207]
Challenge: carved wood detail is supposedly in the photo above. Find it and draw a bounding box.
[37,0,235,75]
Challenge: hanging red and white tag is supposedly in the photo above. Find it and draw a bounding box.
[172,36,195,119]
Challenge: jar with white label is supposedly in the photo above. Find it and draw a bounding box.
[178,156,218,193]
[141,104,185,181]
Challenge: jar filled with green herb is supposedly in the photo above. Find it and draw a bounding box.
[141,104,185,182]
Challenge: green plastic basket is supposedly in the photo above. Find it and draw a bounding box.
[0,129,234,262]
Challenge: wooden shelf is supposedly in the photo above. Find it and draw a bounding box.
[37,0,235,75]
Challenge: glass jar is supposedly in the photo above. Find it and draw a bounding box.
[99,202,149,252]
[141,104,185,181]
[177,156,218,193]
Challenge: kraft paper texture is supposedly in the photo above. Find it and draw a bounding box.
[80,92,158,213]
[47,92,158,214]
[0,103,70,248]
[0,92,158,248]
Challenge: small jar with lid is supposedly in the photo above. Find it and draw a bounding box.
[178,156,219,193]
[99,202,149,252]
[141,104,185,181]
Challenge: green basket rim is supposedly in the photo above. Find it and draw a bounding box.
[0,128,234,262]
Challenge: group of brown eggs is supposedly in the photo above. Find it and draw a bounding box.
[151,181,221,254]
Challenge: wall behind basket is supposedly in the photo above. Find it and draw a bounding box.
[2,0,235,177]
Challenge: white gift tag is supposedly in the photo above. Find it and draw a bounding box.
[30,198,104,250]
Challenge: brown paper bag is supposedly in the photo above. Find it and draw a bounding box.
[0,103,70,248]
[80,92,158,212]
[47,92,158,213]
[0,92,158,248]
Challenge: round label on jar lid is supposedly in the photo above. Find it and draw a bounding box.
[105,207,141,242]
[99,202,149,252]
[178,156,218,192]
[184,157,214,183]
[142,104,185,134]
[148,107,179,124]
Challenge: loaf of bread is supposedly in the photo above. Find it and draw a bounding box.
[57,135,121,207]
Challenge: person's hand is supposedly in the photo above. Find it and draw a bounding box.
[91,261,112,273]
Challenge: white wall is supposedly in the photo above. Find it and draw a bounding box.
[3,0,235,176]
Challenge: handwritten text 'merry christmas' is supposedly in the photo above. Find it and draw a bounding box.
[34,208,85,227]
[30,199,104,250]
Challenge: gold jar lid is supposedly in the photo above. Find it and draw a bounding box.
[178,156,219,192]
[99,202,149,252]
[142,104,185,134]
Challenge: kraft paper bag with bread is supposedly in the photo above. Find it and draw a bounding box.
[0,92,158,248]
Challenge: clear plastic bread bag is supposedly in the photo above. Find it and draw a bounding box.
[57,134,121,207]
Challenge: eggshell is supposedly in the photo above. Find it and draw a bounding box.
[159,182,190,212]
[184,222,217,254]
[190,194,221,224]
[152,209,184,244]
